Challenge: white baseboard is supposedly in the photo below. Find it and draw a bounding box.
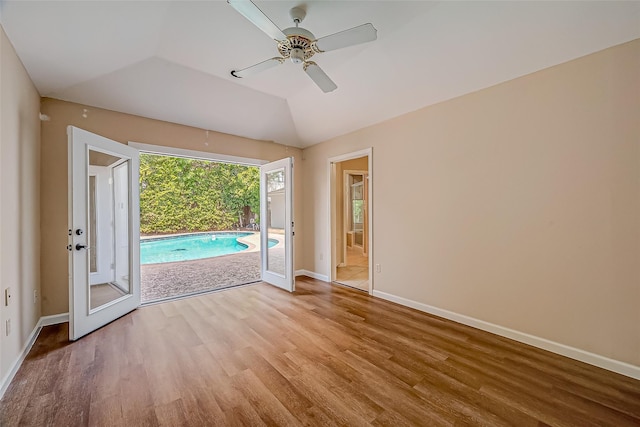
[40,312,69,327]
[373,290,640,380]
[295,269,330,282]
[0,321,41,399]
[0,312,70,399]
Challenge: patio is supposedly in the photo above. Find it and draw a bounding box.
[141,251,261,302]
[140,231,284,303]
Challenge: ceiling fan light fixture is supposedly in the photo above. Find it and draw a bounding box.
[290,48,305,64]
[278,34,316,62]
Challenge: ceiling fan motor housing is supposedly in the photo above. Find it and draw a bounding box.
[279,27,319,64]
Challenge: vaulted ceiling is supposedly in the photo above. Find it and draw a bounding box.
[2,1,639,148]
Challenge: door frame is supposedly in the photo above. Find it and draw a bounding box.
[127,142,288,296]
[128,142,268,168]
[328,148,373,294]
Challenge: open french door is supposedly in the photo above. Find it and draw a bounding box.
[260,157,294,291]
[68,126,140,340]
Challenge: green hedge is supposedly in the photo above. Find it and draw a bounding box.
[139,154,259,234]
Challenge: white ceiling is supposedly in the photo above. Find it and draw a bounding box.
[1,1,639,148]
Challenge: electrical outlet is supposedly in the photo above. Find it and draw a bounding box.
[376,264,381,273]
[5,319,10,336]
[33,289,38,304]
[4,287,11,306]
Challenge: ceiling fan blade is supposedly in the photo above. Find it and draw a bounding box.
[231,57,284,78]
[303,62,337,93]
[314,23,377,52]
[227,0,286,41]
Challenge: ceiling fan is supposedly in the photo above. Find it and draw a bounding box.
[227,0,377,93]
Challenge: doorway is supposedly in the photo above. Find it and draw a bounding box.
[129,142,295,302]
[329,149,372,293]
[137,152,262,302]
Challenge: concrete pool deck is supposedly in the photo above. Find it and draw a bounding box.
[141,251,261,302]
[140,231,284,302]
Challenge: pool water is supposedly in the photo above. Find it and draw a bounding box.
[141,232,275,264]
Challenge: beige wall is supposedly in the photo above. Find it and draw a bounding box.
[40,98,303,315]
[0,26,41,383]
[335,157,368,266]
[302,39,640,366]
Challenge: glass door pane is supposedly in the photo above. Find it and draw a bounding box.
[266,168,285,276]
[88,149,132,311]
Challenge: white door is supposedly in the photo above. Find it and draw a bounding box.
[68,126,140,340]
[260,157,294,291]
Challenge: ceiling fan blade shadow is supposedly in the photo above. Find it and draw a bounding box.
[304,62,337,93]
[314,23,377,52]
[231,57,285,78]
[227,0,286,41]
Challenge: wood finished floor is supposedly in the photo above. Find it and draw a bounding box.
[1,277,639,426]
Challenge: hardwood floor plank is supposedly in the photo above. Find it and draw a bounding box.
[412,380,510,427]
[14,392,58,427]
[154,398,190,427]
[231,368,303,426]
[371,408,418,427]
[233,346,313,421]
[287,371,372,426]
[414,365,539,426]
[1,278,639,426]
[88,393,124,427]
[225,398,268,427]
[291,348,385,422]
[339,349,457,426]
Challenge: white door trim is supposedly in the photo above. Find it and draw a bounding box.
[128,141,268,166]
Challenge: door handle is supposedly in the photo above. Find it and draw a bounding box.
[75,244,87,251]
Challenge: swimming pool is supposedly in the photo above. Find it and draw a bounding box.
[141,232,276,264]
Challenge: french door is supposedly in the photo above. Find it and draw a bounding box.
[68,126,140,340]
[260,157,294,291]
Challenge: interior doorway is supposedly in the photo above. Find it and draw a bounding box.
[329,150,372,293]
